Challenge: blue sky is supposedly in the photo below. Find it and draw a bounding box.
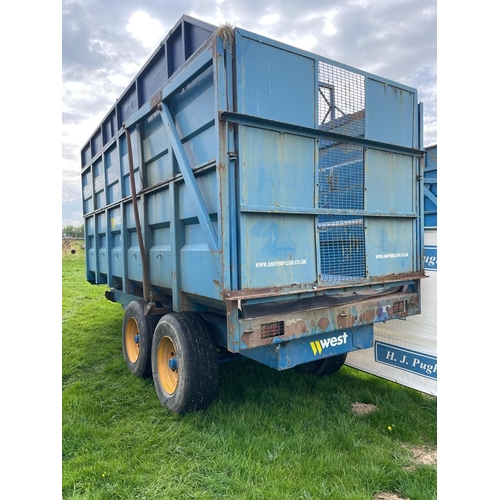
[62,0,437,228]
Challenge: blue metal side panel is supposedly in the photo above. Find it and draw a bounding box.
[149,228,172,289]
[365,78,415,148]
[171,65,216,168]
[85,216,96,279]
[109,206,123,282]
[183,127,216,171]
[122,201,145,285]
[127,237,143,283]
[239,129,315,209]
[139,51,166,107]
[365,150,414,214]
[365,149,414,275]
[110,207,122,231]
[142,113,173,183]
[93,158,105,210]
[235,31,318,289]
[424,145,437,228]
[180,223,220,298]
[102,110,118,144]
[172,68,214,129]
[365,218,414,276]
[147,188,172,290]
[235,33,315,127]
[178,172,218,219]
[119,87,138,125]
[97,212,108,278]
[241,214,315,288]
[82,169,93,215]
[82,144,91,166]
[119,131,140,199]
[146,189,171,226]
[91,129,103,158]
[238,127,317,288]
[105,145,120,205]
[364,81,419,276]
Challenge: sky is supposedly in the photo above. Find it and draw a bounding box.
[62,0,437,229]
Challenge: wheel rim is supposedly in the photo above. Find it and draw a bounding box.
[125,317,140,363]
[157,336,178,394]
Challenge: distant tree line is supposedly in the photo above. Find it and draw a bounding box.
[62,224,84,238]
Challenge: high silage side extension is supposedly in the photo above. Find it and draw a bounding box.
[80,16,426,414]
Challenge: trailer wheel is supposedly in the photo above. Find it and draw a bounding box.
[152,312,218,414]
[122,300,159,378]
[297,352,347,376]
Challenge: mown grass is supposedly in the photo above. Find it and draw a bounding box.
[62,242,437,500]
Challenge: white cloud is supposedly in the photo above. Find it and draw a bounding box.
[322,10,339,36]
[260,13,280,26]
[107,73,132,88]
[89,38,116,57]
[127,11,165,48]
[107,61,142,89]
[280,32,318,52]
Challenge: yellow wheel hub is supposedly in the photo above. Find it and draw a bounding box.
[125,317,140,363]
[157,336,178,394]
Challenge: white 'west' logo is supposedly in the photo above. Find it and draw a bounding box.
[310,332,348,355]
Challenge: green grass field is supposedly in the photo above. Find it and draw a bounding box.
[62,242,436,500]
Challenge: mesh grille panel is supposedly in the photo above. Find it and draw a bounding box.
[318,61,366,282]
[318,61,365,137]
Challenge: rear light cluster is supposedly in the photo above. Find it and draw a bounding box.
[260,321,285,339]
[392,300,406,314]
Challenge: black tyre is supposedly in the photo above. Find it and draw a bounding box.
[296,352,347,376]
[152,312,219,414]
[122,300,159,378]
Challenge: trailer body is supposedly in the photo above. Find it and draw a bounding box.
[80,16,425,412]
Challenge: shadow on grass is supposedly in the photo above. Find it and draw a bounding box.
[188,356,436,446]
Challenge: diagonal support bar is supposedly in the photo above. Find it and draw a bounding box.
[158,103,219,254]
[423,186,437,206]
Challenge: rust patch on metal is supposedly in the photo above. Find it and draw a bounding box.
[337,313,356,328]
[241,331,252,348]
[286,319,307,336]
[150,91,162,110]
[318,317,330,331]
[360,309,376,324]
[222,271,424,301]
[359,309,377,324]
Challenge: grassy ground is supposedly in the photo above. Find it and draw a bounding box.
[62,242,437,500]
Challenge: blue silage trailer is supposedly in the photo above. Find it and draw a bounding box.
[80,15,426,414]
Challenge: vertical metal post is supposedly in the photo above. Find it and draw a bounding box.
[170,179,182,311]
[124,126,151,301]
